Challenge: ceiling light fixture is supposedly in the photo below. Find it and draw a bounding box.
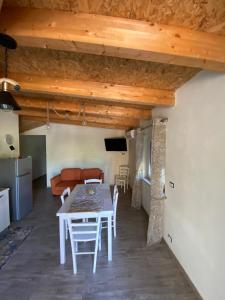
[0,33,21,111]
[51,103,88,126]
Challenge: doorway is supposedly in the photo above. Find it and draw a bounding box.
[20,135,47,186]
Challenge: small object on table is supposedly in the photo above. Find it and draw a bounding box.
[86,184,96,195]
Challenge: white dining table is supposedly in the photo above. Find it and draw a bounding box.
[56,183,113,264]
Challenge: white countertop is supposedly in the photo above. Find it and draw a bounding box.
[0,188,9,193]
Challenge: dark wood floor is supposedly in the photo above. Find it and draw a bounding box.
[0,177,200,300]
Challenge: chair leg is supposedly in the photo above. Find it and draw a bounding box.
[98,225,102,251]
[72,251,77,274]
[93,239,98,274]
[65,220,68,240]
[113,218,116,238]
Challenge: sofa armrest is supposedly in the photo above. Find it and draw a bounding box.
[100,171,104,183]
[50,175,61,195]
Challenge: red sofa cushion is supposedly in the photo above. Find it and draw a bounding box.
[80,168,102,180]
[61,168,81,181]
[56,180,82,189]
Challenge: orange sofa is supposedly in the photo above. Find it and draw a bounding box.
[50,168,104,195]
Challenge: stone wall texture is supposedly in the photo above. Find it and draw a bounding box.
[147,118,167,246]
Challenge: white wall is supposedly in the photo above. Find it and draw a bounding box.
[24,123,128,186]
[20,135,46,180]
[0,111,19,158]
[153,71,225,300]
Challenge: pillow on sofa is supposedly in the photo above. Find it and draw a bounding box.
[61,168,81,181]
[81,168,102,180]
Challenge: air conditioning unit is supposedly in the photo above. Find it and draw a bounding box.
[125,129,136,139]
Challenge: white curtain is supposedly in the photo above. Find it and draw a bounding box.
[131,129,144,209]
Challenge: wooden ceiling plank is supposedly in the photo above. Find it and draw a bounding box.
[1,7,225,71]
[16,108,139,128]
[19,116,45,133]
[19,115,129,131]
[0,1,3,11]
[16,96,152,119]
[11,73,174,107]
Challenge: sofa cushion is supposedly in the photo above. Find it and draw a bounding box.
[61,168,81,181]
[80,168,102,180]
[56,180,82,189]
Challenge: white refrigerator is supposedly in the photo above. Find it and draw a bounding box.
[0,157,33,221]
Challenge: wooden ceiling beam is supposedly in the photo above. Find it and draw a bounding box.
[16,96,152,119]
[19,115,129,131]
[0,1,3,11]
[16,108,139,129]
[19,116,45,133]
[1,7,225,71]
[11,73,174,107]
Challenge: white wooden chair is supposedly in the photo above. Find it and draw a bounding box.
[115,165,129,192]
[113,184,118,200]
[60,187,71,240]
[100,186,119,239]
[66,212,101,274]
[60,187,71,204]
[84,179,102,184]
[115,176,126,193]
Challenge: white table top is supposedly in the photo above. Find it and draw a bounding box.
[56,184,113,216]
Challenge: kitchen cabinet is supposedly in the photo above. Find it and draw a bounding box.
[0,188,10,233]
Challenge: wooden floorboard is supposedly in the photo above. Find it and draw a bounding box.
[0,177,200,300]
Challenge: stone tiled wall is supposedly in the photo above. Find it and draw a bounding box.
[147,118,167,246]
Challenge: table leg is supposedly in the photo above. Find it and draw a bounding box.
[59,215,66,264]
[107,215,112,261]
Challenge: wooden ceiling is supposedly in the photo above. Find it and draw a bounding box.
[1,0,225,132]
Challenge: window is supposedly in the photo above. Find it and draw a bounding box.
[142,132,151,180]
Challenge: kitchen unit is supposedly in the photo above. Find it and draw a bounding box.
[0,188,10,233]
[0,157,33,221]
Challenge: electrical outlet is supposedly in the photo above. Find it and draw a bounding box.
[168,234,173,243]
[169,181,175,188]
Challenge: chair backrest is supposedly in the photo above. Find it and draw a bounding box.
[119,165,129,177]
[66,212,101,242]
[84,178,102,184]
[60,187,71,205]
[113,190,119,217]
[113,184,118,200]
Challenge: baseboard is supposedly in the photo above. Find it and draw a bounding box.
[162,238,203,300]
